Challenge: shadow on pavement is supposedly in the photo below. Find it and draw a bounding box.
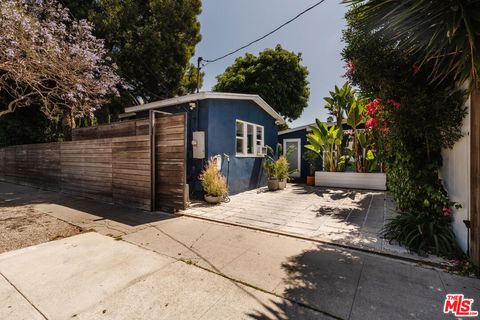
[0,181,176,226]
[247,245,363,319]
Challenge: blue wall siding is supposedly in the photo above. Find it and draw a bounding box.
[205,99,278,194]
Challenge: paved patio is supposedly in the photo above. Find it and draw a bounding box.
[184,184,441,263]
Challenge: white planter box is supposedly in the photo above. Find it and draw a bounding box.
[314,171,386,191]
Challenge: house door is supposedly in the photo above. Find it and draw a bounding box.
[283,139,301,178]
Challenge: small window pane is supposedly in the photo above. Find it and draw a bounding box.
[247,124,254,154]
[256,126,262,140]
[236,121,243,137]
[236,138,244,153]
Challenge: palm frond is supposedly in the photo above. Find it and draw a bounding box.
[344,0,480,89]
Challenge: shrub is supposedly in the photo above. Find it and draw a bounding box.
[383,211,456,256]
[199,159,228,197]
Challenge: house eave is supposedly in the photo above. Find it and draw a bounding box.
[124,92,286,125]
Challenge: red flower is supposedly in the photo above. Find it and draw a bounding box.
[366,104,377,117]
[365,118,379,128]
[442,207,453,216]
[412,64,421,75]
[386,99,401,108]
[373,98,381,105]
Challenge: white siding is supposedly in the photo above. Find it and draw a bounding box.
[440,96,471,253]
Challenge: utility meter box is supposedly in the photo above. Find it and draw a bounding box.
[192,131,205,159]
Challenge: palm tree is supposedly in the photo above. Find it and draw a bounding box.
[324,82,356,166]
[343,0,480,89]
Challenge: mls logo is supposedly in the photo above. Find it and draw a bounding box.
[443,294,478,317]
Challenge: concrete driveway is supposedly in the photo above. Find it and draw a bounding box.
[183,184,441,263]
[1,182,479,319]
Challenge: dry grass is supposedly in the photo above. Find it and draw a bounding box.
[0,200,82,254]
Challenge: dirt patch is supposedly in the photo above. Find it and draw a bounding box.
[0,200,82,253]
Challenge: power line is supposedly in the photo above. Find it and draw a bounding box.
[201,0,326,64]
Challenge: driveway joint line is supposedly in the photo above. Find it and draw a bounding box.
[121,227,343,319]
[346,258,366,320]
[0,271,49,320]
[361,194,374,229]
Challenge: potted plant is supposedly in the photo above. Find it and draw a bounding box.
[303,150,318,186]
[199,158,228,204]
[276,155,289,189]
[263,152,279,191]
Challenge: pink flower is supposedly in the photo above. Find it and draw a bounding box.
[442,207,453,216]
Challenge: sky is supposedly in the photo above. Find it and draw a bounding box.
[193,0,349,128]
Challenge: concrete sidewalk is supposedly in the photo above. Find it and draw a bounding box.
[0,233,323,320]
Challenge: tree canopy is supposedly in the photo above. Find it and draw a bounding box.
[213,45,310,122]
[0,0,120,136]
[343,0,480,89]
[63,0,203,103]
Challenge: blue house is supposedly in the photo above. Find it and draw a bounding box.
[124,92,285,196]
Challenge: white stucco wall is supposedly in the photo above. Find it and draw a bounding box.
[440,95,471,253]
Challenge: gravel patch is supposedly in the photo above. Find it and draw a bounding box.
[0,201,82,253]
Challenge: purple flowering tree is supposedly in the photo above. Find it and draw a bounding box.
[0,0,120,138]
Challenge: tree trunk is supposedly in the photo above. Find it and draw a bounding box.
[62,109,75,141]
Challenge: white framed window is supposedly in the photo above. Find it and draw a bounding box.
[235,120,264,157]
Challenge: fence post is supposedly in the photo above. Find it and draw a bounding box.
[149,110,156,211]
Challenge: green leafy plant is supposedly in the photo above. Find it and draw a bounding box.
[383,206,460,257]
[346,99,366,172]
[343,0,480,89]
[214,44,310,121]
[305,120,343,172]
[199,159,228,197]
[342,5,467,256]
[303,150,319,175]
[323,82,356,166]
[275,155,290,181]
[264,143,297,180]
[263,144,282,179]
[357,130,378,173]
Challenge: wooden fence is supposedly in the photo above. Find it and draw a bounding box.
[0,135,152,210]
[0,113,187,212]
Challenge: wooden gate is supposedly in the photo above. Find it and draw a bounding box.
[150,112,187,212]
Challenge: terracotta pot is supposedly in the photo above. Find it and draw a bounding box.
[267,178,279,191]
[204,194,224,204]
[306,175,315,186]
[278,179,287,190]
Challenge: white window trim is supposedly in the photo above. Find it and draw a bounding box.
[283,138,301,177]
[236,119,265,157]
